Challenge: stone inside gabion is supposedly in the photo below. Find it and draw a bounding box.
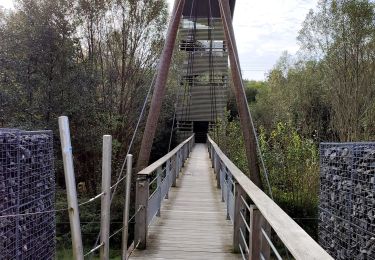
[0,129,55,259]
[319,142,375,260]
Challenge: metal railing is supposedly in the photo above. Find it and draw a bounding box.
[134,134,195,249]
[207,135,333,260]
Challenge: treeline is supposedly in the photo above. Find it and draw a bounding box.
[0,0,179,194]
[214,0,375,239]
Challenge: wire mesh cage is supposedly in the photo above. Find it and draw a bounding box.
[0,129,55,259]
[319,142,375,260]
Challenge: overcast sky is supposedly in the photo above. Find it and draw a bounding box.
[1,0,318,80]
[0,0,12,9]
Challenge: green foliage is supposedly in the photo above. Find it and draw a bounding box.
[0,0,177,254]
[244,80,266,103]
[297,0,375,141]
[252,54,332,141]
[211,116,320,238]
[259,122,319,214]
[227,80,267,117]
[211,110,248,174]
[216,0,375,242]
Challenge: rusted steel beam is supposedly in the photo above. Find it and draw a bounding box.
[218,0,263,189]
[136,0,185,171]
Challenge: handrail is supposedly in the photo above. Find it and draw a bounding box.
[138,134,195,175]
[207,135,333,260]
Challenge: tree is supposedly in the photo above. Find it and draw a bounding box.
[298,0,375,141]
[0,0,173,193]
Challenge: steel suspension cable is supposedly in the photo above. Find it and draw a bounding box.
[181,0,195,124]
[88,1,186,257]
[216,6,295,259]
[168,0,196,150]
[217,0,273,199]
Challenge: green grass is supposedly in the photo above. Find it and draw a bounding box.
[56,248,122,259]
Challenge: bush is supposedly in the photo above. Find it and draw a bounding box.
[211,116,320,239]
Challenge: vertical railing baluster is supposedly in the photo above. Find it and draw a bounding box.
[233,182,246,253]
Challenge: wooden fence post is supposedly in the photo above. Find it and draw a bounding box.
[58,116,84,260]
[172,155,177,187]
[100,135,112,260]
[214,155,221,188]
[249,205,270,260]
[175,153,180,179]
[233,182,246,253]
[157,167,162,217]
[122,154,133,260]
[166,160,170,199]
[134,176,149,250]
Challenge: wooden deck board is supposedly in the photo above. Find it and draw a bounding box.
[130,144,241,259]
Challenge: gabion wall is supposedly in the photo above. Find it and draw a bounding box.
[319,142,375,259]
[0,129,55,259]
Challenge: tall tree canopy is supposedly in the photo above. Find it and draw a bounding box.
[0,0,175,193]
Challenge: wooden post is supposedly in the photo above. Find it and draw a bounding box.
[165,160,170,199]
[261,222,271,260]
[214,155,221,188]
[156,167,162,217]
[122,154,133,260]
[175,153,180,179]
[58,116,84,260]
[233,182,246,253]
[100,135,112,260]
[226,177,230,220]
[178,151,181,176]
[134,176,149,250]
[181,146,185,167]
[172,156,177,187]
[181,148,184,167]
[220,169,224,202]
[249,205,270,260]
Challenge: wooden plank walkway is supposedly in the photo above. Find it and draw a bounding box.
[130,144,241,260]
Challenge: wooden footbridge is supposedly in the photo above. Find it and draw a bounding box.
[131,142,239,259]
[128,135,333,260]
[58,0,335,259]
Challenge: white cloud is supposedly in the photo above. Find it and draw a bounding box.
[167,0,318,80]
[0,0,14,9]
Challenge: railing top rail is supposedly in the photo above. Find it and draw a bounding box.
[207,135,333,260]
[138,134,195,176]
